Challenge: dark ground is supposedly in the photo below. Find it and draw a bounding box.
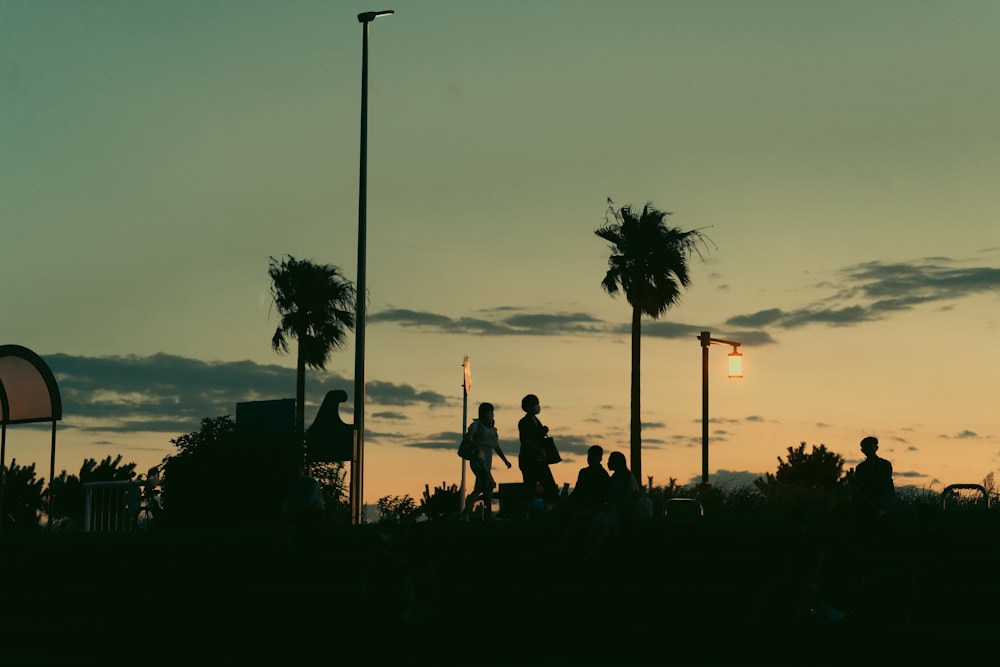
[3,508,1000,665]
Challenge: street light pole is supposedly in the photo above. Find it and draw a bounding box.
[699,331,743,488]
[352,9,393,525]
[459,356,471,514]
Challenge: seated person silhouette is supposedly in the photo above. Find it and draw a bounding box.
[568,445,611,513]
[558,445,611,543]
[584,451,647,555]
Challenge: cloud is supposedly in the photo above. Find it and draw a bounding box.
[371,305,777,347]
[372,411,407,420]
[726,256,1000,331]
[370,307,605,336]
[42,353,447,435]
[366,380,450,408]
[636,321,703,339]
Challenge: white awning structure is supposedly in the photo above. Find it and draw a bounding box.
[0,344,63,530]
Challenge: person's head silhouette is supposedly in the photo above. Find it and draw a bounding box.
[860,436,879,458]
[586,445,604,465]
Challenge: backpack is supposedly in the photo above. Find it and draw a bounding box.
[458,423,477,460]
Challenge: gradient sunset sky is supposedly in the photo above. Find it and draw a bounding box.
[4,1,999,508]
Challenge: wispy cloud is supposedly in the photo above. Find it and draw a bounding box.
[370,258,1000,341]
[370,306,775,345]
[370,308,606,336]
[727,257,1000,330]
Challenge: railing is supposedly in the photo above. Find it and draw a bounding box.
[941,483,990,511]
[83,481,141,532]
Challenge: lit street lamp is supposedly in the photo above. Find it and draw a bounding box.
[459,356,471,513]
[699,331,743,488]
[351,9,393,525]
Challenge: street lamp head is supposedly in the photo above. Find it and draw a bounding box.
[358,10,394,23]
[727,347,743,379]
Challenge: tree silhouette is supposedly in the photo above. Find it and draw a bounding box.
[162,415,343,528]
[1,459,45,531]
[268,255,356,468]
[754,442,847,512]
[376,494,419,524]
[757,442,846,489]
[161,415,243,527]
[595,198,711,484]
[309,461,349,521]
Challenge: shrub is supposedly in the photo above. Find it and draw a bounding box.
[377,494,419,524]
[419,482,460,520]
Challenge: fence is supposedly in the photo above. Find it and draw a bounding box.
[83,480,141,532]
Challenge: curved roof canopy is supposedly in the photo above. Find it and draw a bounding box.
[0,344,62,425]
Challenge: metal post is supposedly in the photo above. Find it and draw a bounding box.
[350,18,371,526]
[460,384,468,512]
[700,331,710,487]
[46,419,57,528]
[350,9,394,526]
[0,423,6,533]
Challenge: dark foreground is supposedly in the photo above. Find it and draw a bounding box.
[4,508,1000,665]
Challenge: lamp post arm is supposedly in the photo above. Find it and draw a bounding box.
[700,333,742,349]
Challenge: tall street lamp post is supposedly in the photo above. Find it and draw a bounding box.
[699,331,743,488]
[352,9,393,525]
[460,356,471,513]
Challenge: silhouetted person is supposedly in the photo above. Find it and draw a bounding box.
[557,444,611,545]
[605,450,642,511]
[517,393,560,516]
[461,401,511,521]
[585,451,648,555]
[848,436,896,519]
[568,445,611,514]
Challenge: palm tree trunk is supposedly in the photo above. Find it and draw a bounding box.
[296,345,307,471]
[630,305,642,486]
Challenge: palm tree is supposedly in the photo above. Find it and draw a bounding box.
[595,198,711,485]
[268,255,357,465]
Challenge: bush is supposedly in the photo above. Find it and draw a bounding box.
[1,459,45,531]
[162,415,297,528]
[377,494,419,524]
[419,482,460,520]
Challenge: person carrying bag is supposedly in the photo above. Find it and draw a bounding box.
[517,393,561,514]
[460,402,511,521]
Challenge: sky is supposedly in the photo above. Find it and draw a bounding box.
[3,0,1000,513]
